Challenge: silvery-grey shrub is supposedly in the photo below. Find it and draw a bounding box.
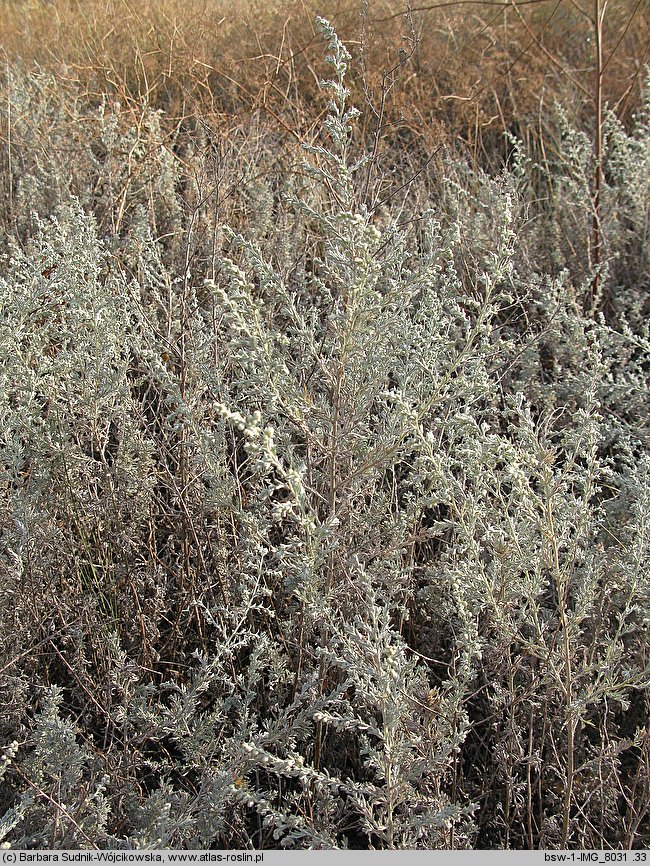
[0,20,649,850]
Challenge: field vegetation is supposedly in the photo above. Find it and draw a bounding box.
[0,0,649,850]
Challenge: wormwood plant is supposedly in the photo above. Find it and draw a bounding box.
[0,18,648,850]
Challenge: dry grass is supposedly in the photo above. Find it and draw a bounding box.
[1,0,649,161]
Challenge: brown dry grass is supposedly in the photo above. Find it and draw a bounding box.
[1,0,649,161]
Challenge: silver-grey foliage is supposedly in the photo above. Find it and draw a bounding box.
[0,20,648,850]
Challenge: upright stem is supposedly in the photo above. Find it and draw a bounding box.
[549,493,575,849]
[591,0,605,315]
[6,58,12,218]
